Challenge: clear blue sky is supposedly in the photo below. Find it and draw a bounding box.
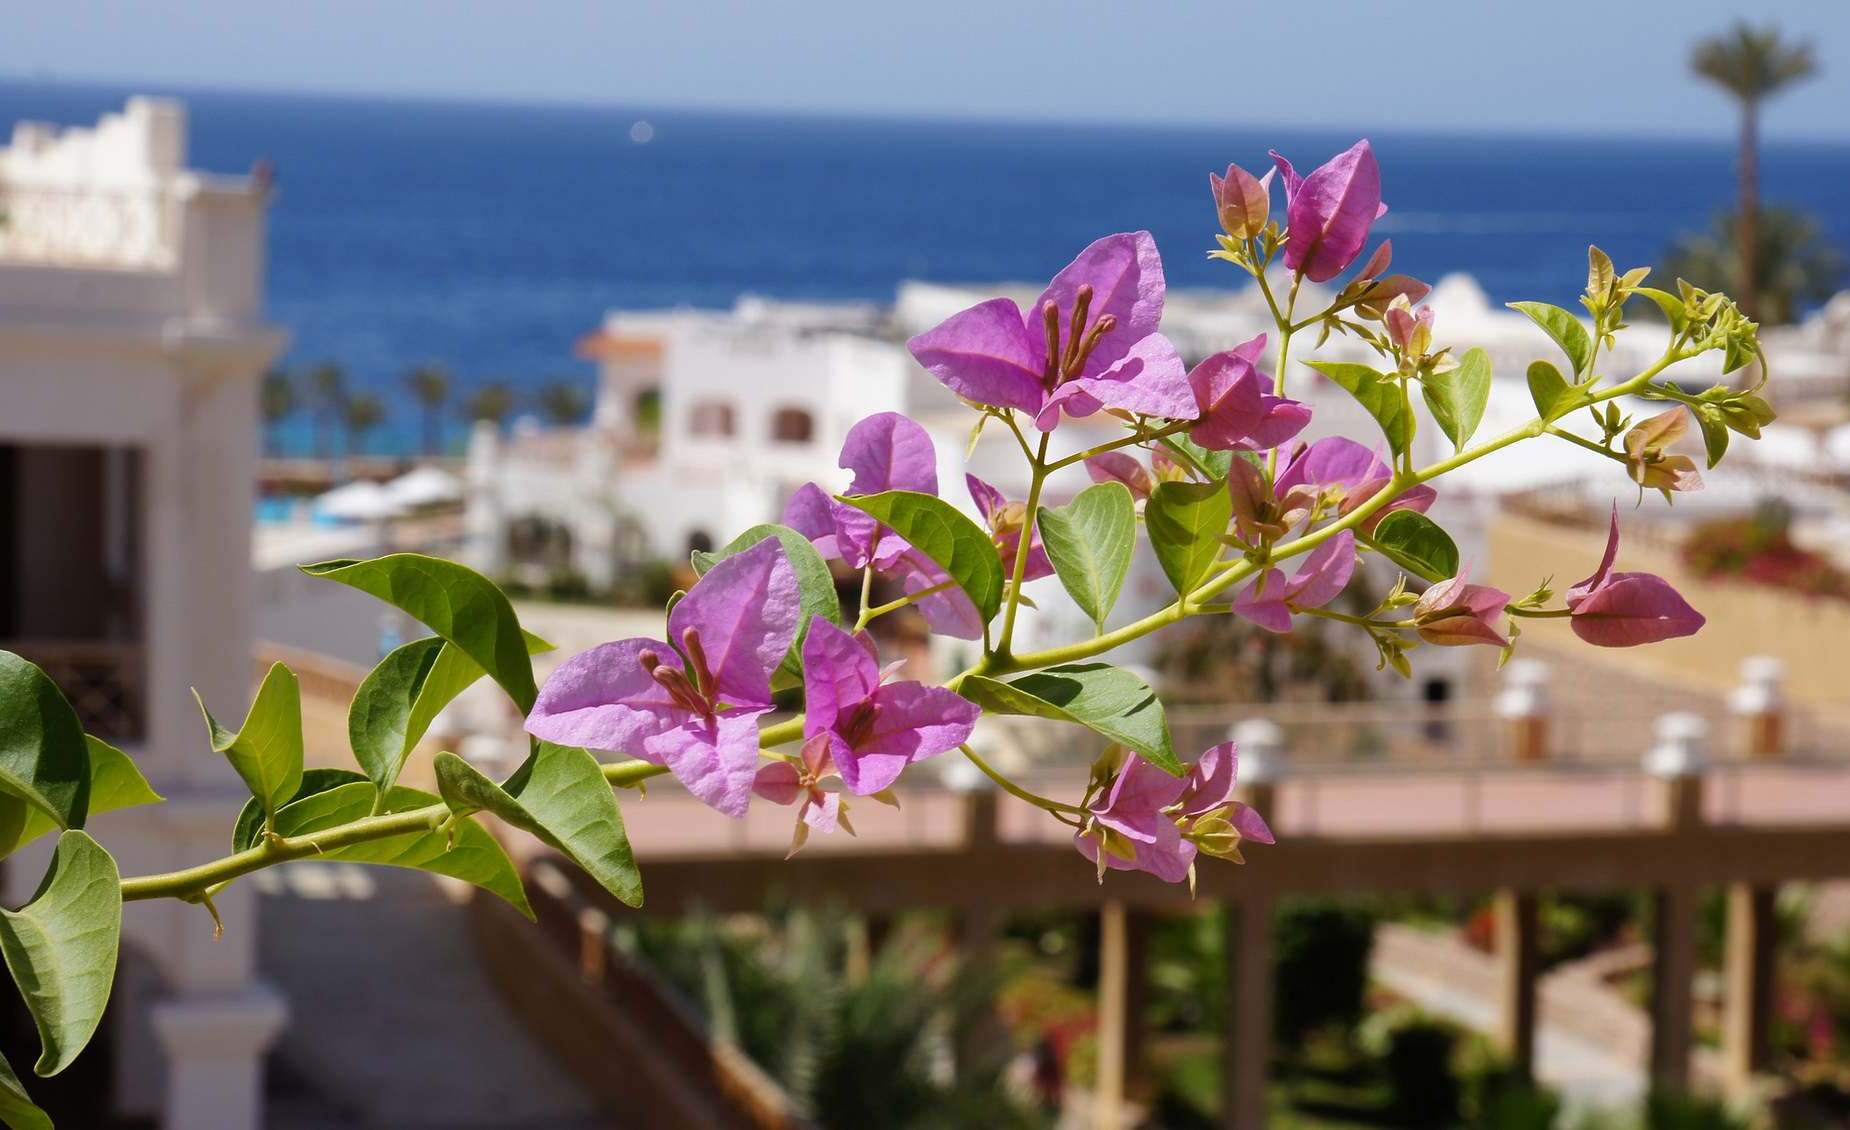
[8,0,1850,139]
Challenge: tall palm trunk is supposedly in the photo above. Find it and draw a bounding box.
[1736,98,1760,319]
[422,405,441,457]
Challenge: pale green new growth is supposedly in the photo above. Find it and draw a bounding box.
[196,662,305,827]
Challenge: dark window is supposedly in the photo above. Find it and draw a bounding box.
[770,407,814,444]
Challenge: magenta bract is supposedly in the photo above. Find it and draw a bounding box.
[1565,508,1705,646]
[906,232,1195,432]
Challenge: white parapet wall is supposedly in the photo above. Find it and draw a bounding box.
[0,98,288,1129]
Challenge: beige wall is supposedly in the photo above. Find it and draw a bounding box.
[1488,510,1850,710]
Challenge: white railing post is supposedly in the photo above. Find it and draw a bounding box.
[1495,659,1552,762]
[1729,656,1786,760]
[1230,718,1283,826]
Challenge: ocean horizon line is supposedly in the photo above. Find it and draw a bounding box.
[6,73,1850,152]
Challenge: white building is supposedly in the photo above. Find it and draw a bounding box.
[0,99,287,1128]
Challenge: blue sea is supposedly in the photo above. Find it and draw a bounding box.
[3,80,1848,455]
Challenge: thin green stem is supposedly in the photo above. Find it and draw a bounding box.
[1544,425,1621,461]
[959,744,1084,817]
[1044,419,1190,472]
[856,580,955,630]
[119,760,668,902]
[995,431,1051,656]
[1508,606,1573,619]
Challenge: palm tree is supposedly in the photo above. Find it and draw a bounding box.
[1690,23,1818,318]
[462,382,516,431]
[403,364,451,456]
[260,368,296,455]
[306,362,348,459]
[535,379,591,427]
[1661,207,1844,327]
[342,393,387,456]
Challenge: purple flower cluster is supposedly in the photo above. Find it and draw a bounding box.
[515,137,1727,889]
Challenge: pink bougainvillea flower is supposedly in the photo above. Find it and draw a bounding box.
[1074,753,1193,883]
[800,618,979,795]
[1210,162,1274,240]
[1075,744,1275,885]
[1186,333,1313,452]
[1227,456,1315,544]
[752,733,847,858]
[784,411,937,570]
[1565,507,1705,647]
[1175,741,1274,846]
[1233,531,1358,632]
[783,413,988,642]
[1274,436,1436,534]
[1409,568,1511,647]
[967,473,1053,581]
[1623,408,1704,496]
[906,232,1195,431]
[527,538,799,817]
[1269,141,1387,283]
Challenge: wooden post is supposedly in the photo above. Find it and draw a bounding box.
[1493,891,1539,1079]
[1722,662,1782,1098]
[1095,900,1131,1130]
[1650,883,1700,1090]
[1722,884,1777,1097]
[1222,895,1275,1130]
[1644,712,1707,1091]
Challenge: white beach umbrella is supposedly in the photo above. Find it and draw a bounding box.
[315,480,405,522]
[383,465,464,507]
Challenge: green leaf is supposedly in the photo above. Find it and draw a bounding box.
[0,1048,50,1130]
[839,491,1004,623]
[1037,483,1136,632]
[1163,435,1234,479]
[349,632,551,796]
[1305,361,1412,455]
[1508,301,1593,377]
[962,663,1179,775]
[1367,511,1460,583]
[13,738,161,853]
[195,663,303,826]
[1146,479,1231,598]
[1633,286,1687,333]
[1693,403,1730,468]
[1525,360,1574,418]
[233,770,533,919]
[687,524,844,686]
[0,830,120,1076]
[435,743,641,908]
[299,553,539,711]
[1420,347,1492,451]
[0,653,92,834]
[0,799,26,864]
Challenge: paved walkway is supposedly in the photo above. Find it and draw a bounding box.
[1369,924,1722,1114]
[257,863,608,1129]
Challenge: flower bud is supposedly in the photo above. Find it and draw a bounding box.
[1210,163,1273,240]
[1383,295,1434,361]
